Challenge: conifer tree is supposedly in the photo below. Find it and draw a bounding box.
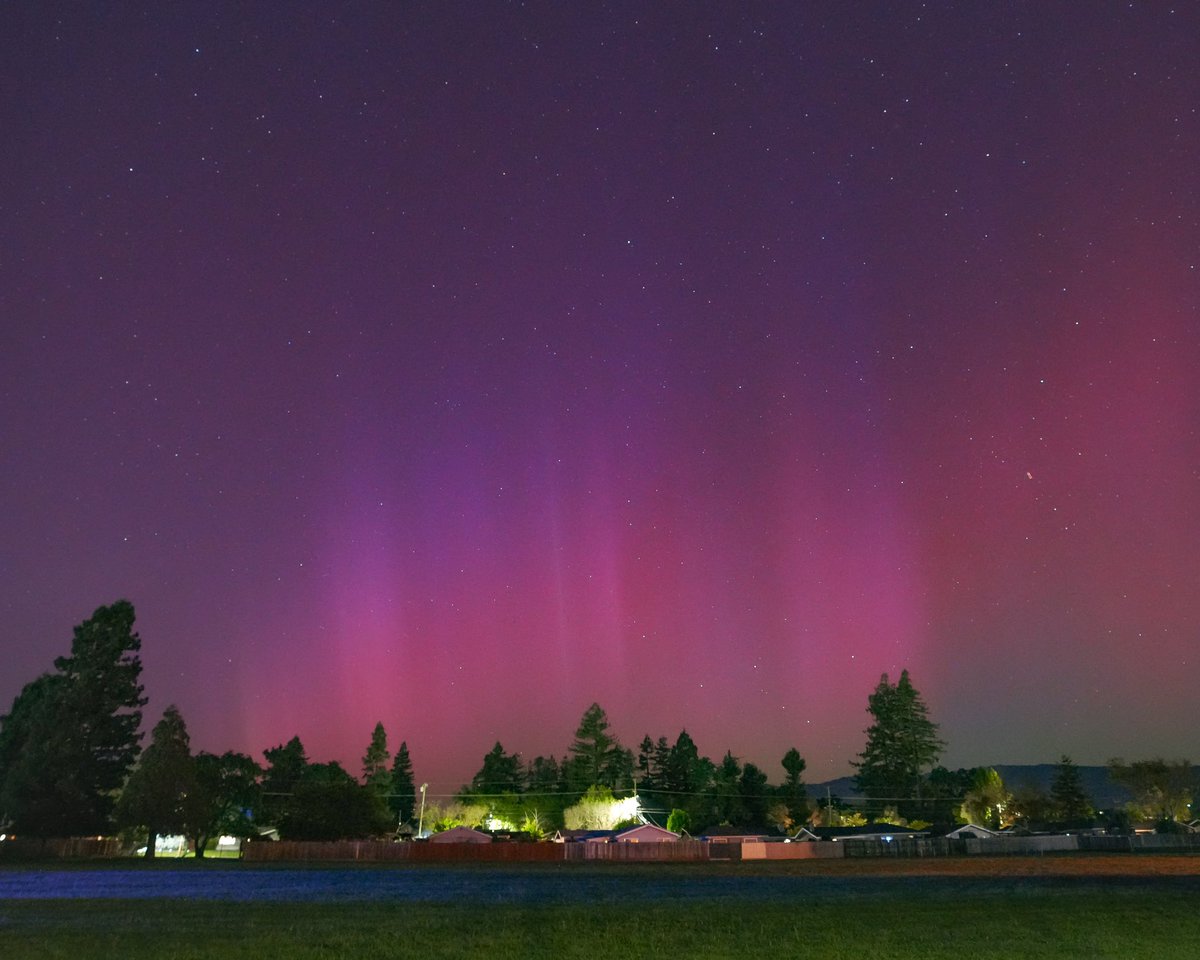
[853,669,944,816]
[566,703,632,792]
[362,721,391,795]
[114,705,196,857]
[389,741,416,823]
[1050,755,1093,824]
[0,601,146,835]
[780,747,809,822]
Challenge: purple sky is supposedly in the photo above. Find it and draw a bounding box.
[3,3,1197,793]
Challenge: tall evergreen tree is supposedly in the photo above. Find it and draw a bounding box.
[471,742,523,795]
[659,729,715,827]
[523,754,565,827]
[636,735,657,788]
[663,730,706,795]
[261,736,308,826]
[738,762,769,826]
[263,737,308,792]
[1050,755,1093,824]
[713,751,743,824]
[114,705,196,858]
[566,703,633,792]
[361,721,391,795]
[0,600,146,836]
[0,675,66,831]
[389,741,416,823]
[652,737,671,788]
[526,755,561,795]
[853,669,944,816]
[780,747,808,822]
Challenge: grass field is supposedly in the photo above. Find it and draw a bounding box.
[3,857,1199,959]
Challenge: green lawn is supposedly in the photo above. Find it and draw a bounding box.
[2,890,1197,959]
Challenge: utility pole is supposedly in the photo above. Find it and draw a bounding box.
[417,782,429,838]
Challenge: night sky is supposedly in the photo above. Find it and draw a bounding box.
[3,3,1197,792]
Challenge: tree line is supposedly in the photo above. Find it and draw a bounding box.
[1,602,1195,853]
[438,702,812,836]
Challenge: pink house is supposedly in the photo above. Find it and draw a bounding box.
[428,825,492,844]
[613,824,680,843]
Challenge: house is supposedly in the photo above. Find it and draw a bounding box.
[551,829,617,843]
[428,825,492,844]
[613,824,680,843]
[551,825,680,844]
[945,823,1002,840]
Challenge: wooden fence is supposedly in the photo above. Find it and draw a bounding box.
[1079,834,1200,853]
[965,835,1078,856]
[242,840,561,863]
[12,833,1200,864]
[564,840,708,862]
[0,837,127,860]
[840,838,953,858]
[246,839,711,863]
[742,841,846,860]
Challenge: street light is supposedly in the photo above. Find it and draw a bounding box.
[417,783,429,838]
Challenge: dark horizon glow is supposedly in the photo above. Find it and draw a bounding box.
[3,3,1197,792]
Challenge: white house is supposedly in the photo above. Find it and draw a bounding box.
[945,823,1002,840]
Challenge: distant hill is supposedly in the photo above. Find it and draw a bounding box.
[811,764,1130,809]
[809,775,860,800]
[992,764,1130,809]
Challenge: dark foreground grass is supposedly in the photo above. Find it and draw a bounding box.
[2,890,1198,960]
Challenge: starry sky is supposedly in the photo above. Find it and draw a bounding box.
[3,2,1197,792]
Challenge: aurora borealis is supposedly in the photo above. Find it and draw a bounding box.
[2,3,1197,791]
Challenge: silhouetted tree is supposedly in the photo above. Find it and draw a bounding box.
[261,736,308,826]
[566,703,633,792]
[188,750,262,857]
[114,706,196,857]
[523,754,565,827]
[362,721,391,795]
[636,735,657,788]
[389,741,416,824]
[0,601,146,836]
[925,766,974,825]
[663,730,705,795]
[1107,757,1193,822]
[739,762,769,826]
[1050,755,1093,824]
[1008,782,1054,829]
[712,751,743,824]
[853,670,943,817]
[661,730,715,828]
[471,742,524,795]
[780,747,808,822]
[280,760,391,840]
